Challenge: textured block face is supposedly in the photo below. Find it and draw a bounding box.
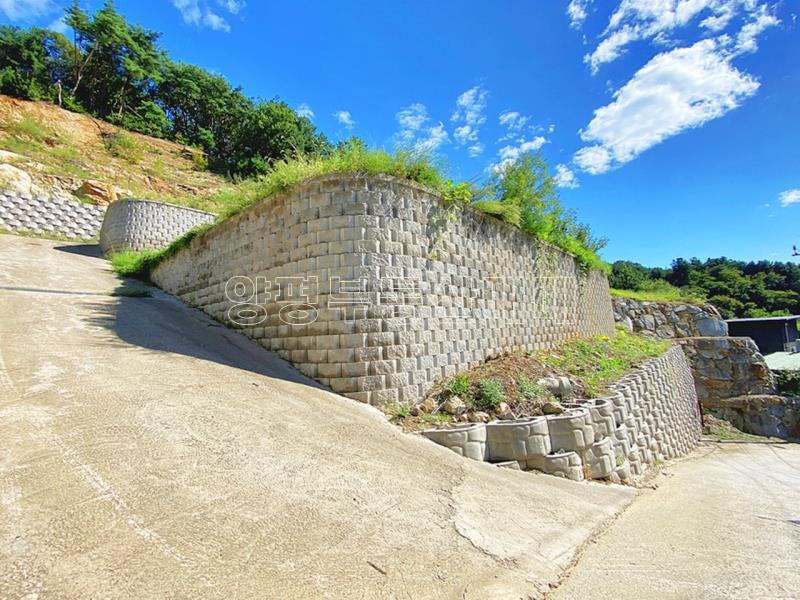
[98,199,215,254]
[420,424,487,461]
[486,418,551,462]
[0,192,105,240]
[151,174,616,405]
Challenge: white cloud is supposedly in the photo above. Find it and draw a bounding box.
[567,0,592,29]
[779,189,800,207]
[218,0,245,14]
[395,103,449,154]
[574,146,613,174]
[415,122,450,154]
[396,103,429,138]
[498,110,529,131]
[467,142,484,157]
[334,110,355,129]
[297,103,314,120]
[173,0,234,32]
[574,39,759,174]
[554,164,580,188]
[47,16,68,34]
[489,136,548,173]
[0,0,56,20]
[451,85,488,147]
[584,0,777,74]
[733,4,779,55]
[203,11,230,32]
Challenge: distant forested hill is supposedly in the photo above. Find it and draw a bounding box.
[0,3,330,177]
[609,258,800,318]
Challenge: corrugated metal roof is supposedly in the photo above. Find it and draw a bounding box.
[726,315,800,323]
[764,351,800,370]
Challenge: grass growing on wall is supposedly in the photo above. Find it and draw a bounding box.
[611,283,706,304]
[538,329,669,396]
[111,144,608,279]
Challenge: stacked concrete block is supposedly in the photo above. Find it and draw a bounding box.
[420,423,487,461]
[99,198,215,254]
[0,191,105,240]
[420,345,702,484]
[547,407,595,454]
[541,451,584,481]
[584,437,616,479]
[150,174,616,405]
[485,418,551,467]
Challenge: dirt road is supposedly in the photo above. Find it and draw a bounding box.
[552,442,800,599]
[0,234,634,599]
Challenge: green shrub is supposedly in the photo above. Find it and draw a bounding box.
[191,149,209,171]
[518,376,553,401]
[448,373,470,396]
[109,223,212,280]
[539,330,668,396]
[7,115,49,142]
[475,379,506,409]
[775,370,800,396]
[104,131,143,163]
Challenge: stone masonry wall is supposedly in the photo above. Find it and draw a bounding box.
[612,296,728,338]
[676,337,775,402]
[421,345,702,482]
[151,174,616,405]
[99,198,215,254]
[0,190,105,240]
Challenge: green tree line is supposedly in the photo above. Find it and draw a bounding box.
[610,257,800,318]
[0,1,331,175]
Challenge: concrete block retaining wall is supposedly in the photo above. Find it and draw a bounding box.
[151,174,616,405]
[0,190,105,240]
[99,198,215,254]
[422,345,702,482]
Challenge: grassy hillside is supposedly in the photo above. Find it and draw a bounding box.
[0,95,229,211]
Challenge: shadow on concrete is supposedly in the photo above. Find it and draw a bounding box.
[83,282,326,391]
[54,243,104,258]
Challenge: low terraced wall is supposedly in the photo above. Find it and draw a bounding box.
[0,190,105,240]
[422,345,702,482]
[99,198,215,254]
[151,174,616,404]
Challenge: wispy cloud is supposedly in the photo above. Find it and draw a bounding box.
[297,103,314,120]
[567,0,591,29]
[451,85,488,153]
[334,110,355,129]
[173,0,243,32]
[779,189,800,207]
[395,103,449,154]
[554,164,580,189]
[217,0,245,14]
[489,136,547,173]
[48,16,69,34]
[574,39,759,174]
[0,0,57,21]
[583,0,778,74]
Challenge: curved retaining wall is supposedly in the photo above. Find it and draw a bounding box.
[99,198,215,254]
[0,190,105,240]
[151,174,616,404]
[422,345,702,482]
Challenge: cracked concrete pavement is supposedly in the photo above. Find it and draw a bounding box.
[551,442,800,599]
[0,234,635,599]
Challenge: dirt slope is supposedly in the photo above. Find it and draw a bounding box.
[0,95,226,210]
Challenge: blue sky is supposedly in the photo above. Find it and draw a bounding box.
[2,0,799,267]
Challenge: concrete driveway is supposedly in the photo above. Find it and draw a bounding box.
[551,442,800,599]
[0,234,635,599]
